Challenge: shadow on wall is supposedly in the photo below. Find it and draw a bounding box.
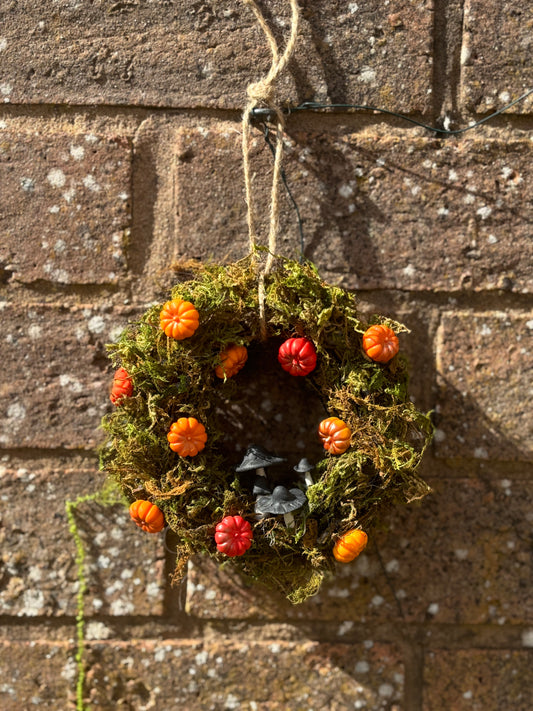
[296,134,387,285]
[435,377,532,463]
[279,129,531,292]
[215,338,327,467]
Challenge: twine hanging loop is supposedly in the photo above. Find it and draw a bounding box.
[241,0,300,338]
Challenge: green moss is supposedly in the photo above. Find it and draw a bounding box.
[65,479,126,710]
[100,256,432,603]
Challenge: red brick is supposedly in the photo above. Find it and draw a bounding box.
[0,1,432,112]
[0,128,131,285]
[0,461,165,617]
[0,304,134,449]
[435,312,533,461]
[0,641,76,710]
[186,477,532,625]
[174,127,533,293]
[377,477,533,625]
[84,639,404,710]
[424,650,533,711]
[461,0,533,114]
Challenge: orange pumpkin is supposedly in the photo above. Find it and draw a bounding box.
[333,529,368,563]
[168,417,207,456]
[110,367,133,405]
[318,417,352,454]
[160,298,199,340]
[129,500,165,533]
[215,344,248,379]
[362,324,399,363]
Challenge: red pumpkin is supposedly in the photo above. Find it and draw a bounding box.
[278,337,317,376]
[362,325,399,363]
[215,515,253,557]
[110,367,133,405]
[129,500,165,533]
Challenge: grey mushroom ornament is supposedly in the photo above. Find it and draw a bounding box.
[255,485,307,527]
[235,444,286,480]
[293,457,314,488]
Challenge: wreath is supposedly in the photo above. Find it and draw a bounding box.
[100,256,432,604]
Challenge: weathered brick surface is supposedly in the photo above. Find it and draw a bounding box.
[0,462,165,617]
[423,650,533,711]
[0,304,134,449]
[461,0,533,114]
[0,641,76,710]
[0,1,432,112]
[435,312,533,461]
[186,477,532,625]
[174,126,533,293]
[84,639,404,710]
[374,476,533,625]
[0,0,531,706]
[0,129,131,285]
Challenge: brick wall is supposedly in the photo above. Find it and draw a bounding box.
[0,1,531,709]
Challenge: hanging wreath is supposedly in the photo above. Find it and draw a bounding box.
[100,256,432,603]
[97,0,433,606]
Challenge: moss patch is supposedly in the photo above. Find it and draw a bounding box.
[100,256,432,603]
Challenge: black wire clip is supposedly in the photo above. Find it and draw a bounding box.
[250,106,291,122]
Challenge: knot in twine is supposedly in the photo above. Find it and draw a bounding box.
[241,0,300,340]
[246,79,275,106]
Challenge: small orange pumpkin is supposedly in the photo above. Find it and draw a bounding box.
[215,344,248,379]
[110,367,133,405]
[168,417,207,457]
[160,298,200,340]
[362,324,399,363]
[333,529,368,563]
[318,417,352,454]
[129,500,165,533]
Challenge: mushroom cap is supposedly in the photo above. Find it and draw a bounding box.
[235,444,287,472]
[255,485,307,515]
[252,475,271,496]
[293,457,314,473]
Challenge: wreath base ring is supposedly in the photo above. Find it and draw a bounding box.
[101,257,432,604]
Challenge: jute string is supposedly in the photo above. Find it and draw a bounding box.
[241,0,300,339]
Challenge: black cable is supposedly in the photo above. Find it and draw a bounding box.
[252,87,532,257]
[251,88,533,136]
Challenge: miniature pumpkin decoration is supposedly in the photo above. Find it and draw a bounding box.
[362,324,399,363]
[215,515,253,557]
[129,500,165,534]
[278,337,317,376]
[215,344,248,379]
[168,417,207,456]
[333,529,368,563]
[110,367,133,405]
[160,298,200,340]
[318,417,352,454]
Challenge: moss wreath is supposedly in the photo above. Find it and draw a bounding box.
[100,256,432,604]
